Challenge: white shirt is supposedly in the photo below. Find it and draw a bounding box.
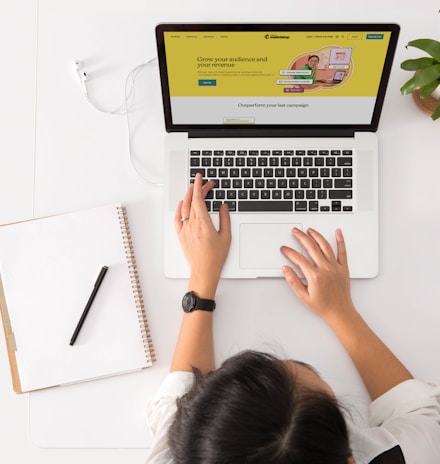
[145,372,440,464]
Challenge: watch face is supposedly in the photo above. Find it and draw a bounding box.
[182,291,196,313]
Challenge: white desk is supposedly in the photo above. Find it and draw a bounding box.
[1,0,440,463]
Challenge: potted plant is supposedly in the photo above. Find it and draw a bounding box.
[400,38,440,120]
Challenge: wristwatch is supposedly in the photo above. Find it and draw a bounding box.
[182,291,216,313]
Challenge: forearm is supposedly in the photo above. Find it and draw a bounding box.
[326,306,413,401]
[170,310,214,373]
[170,276,218,374]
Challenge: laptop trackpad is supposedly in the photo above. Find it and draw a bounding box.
[239,223,303,269]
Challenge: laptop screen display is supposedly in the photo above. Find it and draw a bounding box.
[156,24,400,133]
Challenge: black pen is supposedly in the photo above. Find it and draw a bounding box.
[69,266,109,346]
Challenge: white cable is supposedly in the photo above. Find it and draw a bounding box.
[75,57,164,186]
[124,57,164,187]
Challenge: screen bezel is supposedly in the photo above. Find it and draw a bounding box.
[155,23,400,137]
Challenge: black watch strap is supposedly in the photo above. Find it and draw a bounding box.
[182,291,216,312]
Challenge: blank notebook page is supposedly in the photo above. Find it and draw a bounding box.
[0,204,153,393]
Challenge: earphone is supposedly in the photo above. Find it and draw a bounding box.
[73,59,127,115]
[72,57,164,186]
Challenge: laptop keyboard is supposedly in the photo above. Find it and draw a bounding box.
[189,149,353,213]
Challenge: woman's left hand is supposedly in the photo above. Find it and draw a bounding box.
[174,173,231,298]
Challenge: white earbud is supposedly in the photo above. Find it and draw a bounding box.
[74,60,88,82]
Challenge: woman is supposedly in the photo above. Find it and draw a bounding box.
[146,173,440,463]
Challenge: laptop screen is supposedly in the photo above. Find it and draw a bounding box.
[156,24,400,135]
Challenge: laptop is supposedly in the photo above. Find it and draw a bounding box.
[155,23,400,279]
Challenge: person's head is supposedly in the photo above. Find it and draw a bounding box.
[307,55,320,69]
[168,350,352,464]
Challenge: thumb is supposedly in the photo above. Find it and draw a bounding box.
[218,203,232,241]
[282,265,309,303]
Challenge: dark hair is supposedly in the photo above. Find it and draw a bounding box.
[308,54,320,61]
[168,350,352,463]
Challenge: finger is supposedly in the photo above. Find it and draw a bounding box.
[307,228,337,263]
[335,228,348,267]
[201,178,215,198]
[190,174,206,216]
[282,265,310,302]
[280,245,314,277]
[218,203,232,241]
[181,182,194,220]
[292,228,330,265]
[174,200,184,232]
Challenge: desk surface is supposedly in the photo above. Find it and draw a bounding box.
[1,1,440,463]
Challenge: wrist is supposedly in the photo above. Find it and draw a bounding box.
[188,274,220,300]
[324,304,360,336]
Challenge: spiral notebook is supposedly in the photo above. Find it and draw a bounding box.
[0,204,155,394]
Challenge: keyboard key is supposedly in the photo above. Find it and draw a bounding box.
[329,190,353,199]
[225,201,237,211]
[190,168,205,177]
[335,179,352,188]
[337,157,352,166]
[238,201,293,212]
[309,201,319,211]
[331,201,342,211]
[266,179,276,188]
[295,201,307,212]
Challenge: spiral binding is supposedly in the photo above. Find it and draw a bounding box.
[117,205,156,364]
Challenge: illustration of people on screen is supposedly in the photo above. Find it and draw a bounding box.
[295,55,320,83]
[288,46,353,92]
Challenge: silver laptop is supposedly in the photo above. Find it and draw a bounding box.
[156,23,400,279]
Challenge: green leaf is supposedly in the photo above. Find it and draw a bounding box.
[419,79,440,98]
[400,64,440,94]
[407,38,440,62]
[431,99,440,120]
[401,57,436,70]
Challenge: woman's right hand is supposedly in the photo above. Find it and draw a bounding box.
[280,228,355,323]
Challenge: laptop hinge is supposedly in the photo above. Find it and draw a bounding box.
[187,128,357,138]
